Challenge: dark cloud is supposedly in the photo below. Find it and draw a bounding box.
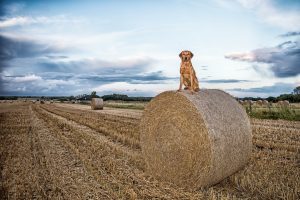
[225,40,300,77]
[0,69,176,96]
[77,71,176,84]
[38,57,156,74]
[0,34,63,90]
[228,83,295,94]
[200,65,208,70]
[202,79,251,83]
[0,37,168,95]
[0,35,59,62]
[279,32,300,37]
[45,55,68,59]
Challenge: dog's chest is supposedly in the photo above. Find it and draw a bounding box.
[180,63,192,75]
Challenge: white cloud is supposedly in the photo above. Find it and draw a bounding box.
[217,0,300,31]
[3,74,42,82]
[224,52,256,62]
[92,81,178,96]
[0,15,85,28]
[1,73,76,94]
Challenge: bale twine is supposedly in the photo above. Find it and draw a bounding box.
[91,98,103,110]
[140,89,252,189]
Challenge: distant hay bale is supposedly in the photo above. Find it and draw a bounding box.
[91,98,103,110]
[244,100,255,106]
[256,100,263,106]
[277,100,289,107]
[50,100,54,104]
[282,100,289,107]
[140,90,252,189]
[262,100,269,106]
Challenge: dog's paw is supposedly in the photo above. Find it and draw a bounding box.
[177,89,182,92]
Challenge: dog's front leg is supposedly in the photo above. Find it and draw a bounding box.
[190,73,194,94]
[177,75,183,92]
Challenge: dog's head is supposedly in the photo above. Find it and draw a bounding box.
[179,50,193,62]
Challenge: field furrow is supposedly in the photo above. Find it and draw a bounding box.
[1,102,299,199]
[41,104,141,149]
[31,106,113,199]
[31,105,206,199]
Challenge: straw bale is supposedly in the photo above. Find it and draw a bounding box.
[140,89,252,189]
[91,98,103,110]
[262,100,269,106]
[283,100,289,106]
[256,100,263,106]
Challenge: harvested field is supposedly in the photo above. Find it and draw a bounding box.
[1,102,299,199]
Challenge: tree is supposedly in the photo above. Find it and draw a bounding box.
[91,91,98,98]
[293,86,300,95]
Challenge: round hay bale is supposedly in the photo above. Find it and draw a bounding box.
[140,89,252,189]
[256,100,263,106]
[277,100,283,107]
[91,98,103,110]
[262,100,269,106]
[283,100,289,107]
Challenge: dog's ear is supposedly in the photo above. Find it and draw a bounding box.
[179,52,182,58]
[190,52,194,58]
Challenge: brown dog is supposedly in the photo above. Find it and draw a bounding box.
[177,50,200,93]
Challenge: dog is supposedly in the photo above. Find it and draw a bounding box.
[177,50,200,94]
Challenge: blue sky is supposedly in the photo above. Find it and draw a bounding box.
[0,0,299,97]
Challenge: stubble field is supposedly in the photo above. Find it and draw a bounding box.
[0,102,299,199]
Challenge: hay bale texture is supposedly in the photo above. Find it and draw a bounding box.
[140,89,252,189]
[91,98,103,110]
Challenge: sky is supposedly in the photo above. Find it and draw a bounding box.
[0,0,299,97]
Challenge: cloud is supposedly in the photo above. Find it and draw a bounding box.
[0,34,63,61]
[0,73,77,96]
[78,71,176,84]
[39,57,156,74]
[0,71,176,96]
[0,15,85,28]
[227,82,296,97]
[3,74,42,82]
[202,79,251,83]
[225,40,300,77]
[91,81,178,97]
[279,31,300,37]
[216,0,300,31]
[237,0,300,31]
